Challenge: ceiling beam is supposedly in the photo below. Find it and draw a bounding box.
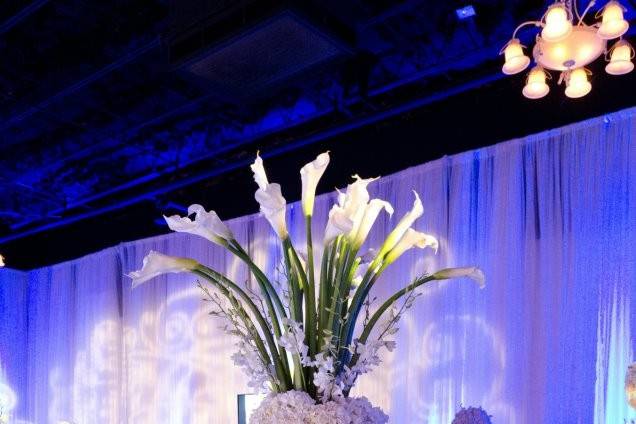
[0,71,504,245]
[0,0,50,35]
[0,37,161,133]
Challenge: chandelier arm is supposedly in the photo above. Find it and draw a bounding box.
[577,0,596,25]
[511,21,543,39]
[574,0,581,21]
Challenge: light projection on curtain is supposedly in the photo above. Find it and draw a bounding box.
[0,107,634,423]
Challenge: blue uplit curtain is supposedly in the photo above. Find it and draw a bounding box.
[1,107,635,424]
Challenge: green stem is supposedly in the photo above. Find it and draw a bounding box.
[346,275,436,370]
[227,241,291,379]
[317,241,332,348]
[196,277,272,385]
[194,266,291,391]
[305,215,317,358]
[325,240,352,351]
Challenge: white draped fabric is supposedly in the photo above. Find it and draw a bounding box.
[1,107,635,423]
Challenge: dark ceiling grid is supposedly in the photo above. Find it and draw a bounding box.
[0,0,634,269]
[0,0,569,229]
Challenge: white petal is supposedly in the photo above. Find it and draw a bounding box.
[352,198,394,247]
[128,251,198,288]
[324,204,353,244]
[432,266,485,288]
[164,204,233,244]
[250,152,269,190]
[300,152,330,216]
[380,191,424,255]
[384,228,438,263]
[255,183,288,239]
[0,254,5,267]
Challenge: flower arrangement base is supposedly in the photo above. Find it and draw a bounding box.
[250,390,389,424]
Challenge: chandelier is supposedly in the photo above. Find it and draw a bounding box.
[501,0,634,99]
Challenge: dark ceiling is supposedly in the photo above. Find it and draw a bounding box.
[1,0,635,269]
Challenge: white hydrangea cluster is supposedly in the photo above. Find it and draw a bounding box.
[231,338,275,391]
[250,390,388,424]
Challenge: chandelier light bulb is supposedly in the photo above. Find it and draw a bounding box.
[502,38,531,75]
[606,40,635,75]
[522,66,550,99]
[541,3,572,42]
[565,68,592,98]
[597,1,629,40]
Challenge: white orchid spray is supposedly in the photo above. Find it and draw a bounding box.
[129,151,485,402]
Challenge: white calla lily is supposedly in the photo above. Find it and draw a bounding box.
[379,191,423,256]
[324,175,379,244]
[251,153,289,239]
[164,204,233,245]
[128,251,198,288]
[352,199,394,248]
[384,228,438,264]
[432,266,485,289]
[300,152,330,216]
[255,183,288,239]
[250,152,269,190]
[0,254,4,267]
[324,204,353,244]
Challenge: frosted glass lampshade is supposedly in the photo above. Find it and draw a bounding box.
[606,40,634,75]
[502,39,530,75]
[541,4,572,42]
[522,66,550,99]
[598,1,629,40]
[565,68,591,98]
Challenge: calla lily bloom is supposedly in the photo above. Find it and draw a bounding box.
[384,228,438,264]
[250,152,269,190]
[351,199,394,248]
[128,251,198,288]
[432,266,485,289]
[324,175,379,244]
[379,191,423,256]
[324,203,354,244]
[164,204,233,245]
[0,254,4,267]
[251,153,289,239]
[300,152,330,216]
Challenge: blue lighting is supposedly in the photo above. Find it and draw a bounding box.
[456,5,476,20]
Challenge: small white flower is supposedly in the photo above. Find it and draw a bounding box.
[278,318,311,365]
[128,251,198,288]
[384,228,438,264]
[251,153,289,239]
[300,152,330,216]
[164,204,233,245]
[432,266,485,288]
[379,191,424,255]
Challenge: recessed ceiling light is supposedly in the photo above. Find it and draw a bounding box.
[456,5,476,20]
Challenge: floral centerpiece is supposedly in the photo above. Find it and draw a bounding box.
[130,152,484,423]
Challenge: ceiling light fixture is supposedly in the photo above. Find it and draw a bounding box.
[501,0,633,99]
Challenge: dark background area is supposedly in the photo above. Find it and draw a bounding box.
[1,0,635,269]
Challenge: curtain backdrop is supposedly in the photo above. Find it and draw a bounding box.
[1,107,635,424]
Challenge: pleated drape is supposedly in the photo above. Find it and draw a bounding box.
[1,107,635,423]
